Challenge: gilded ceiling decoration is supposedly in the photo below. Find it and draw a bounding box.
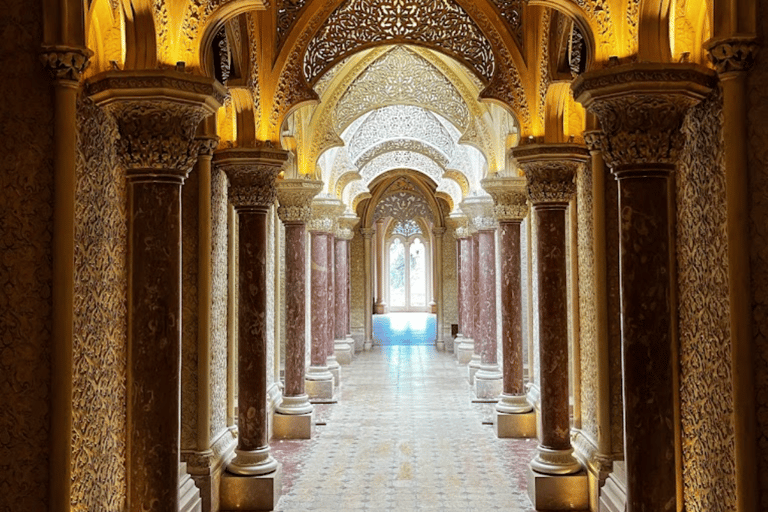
[355,139,450,170]
[303,0,496,85]
[490,0,525,48]
[360,151,444,185]
[276,0,309,49]
[334,46,471,132]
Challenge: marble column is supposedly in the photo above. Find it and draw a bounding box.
[326,232,339,385]
[334,223,355,364]
[483,176,535,438]
[214,147,287,481]
[274,178,322,438]
[573,63,716,512]
[454,222,474,363]
[306,229,333,400]
[362,228,375,350]
[512,143,589,511]
[474,223,502,399]
[41,45,91,510]
[374,218,387,314]
[88,70,225,511]
[433,227,446,351]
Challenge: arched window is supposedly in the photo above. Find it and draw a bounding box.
[386,221,430,312]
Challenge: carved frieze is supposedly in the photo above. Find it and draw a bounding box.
[87,71,226,178]
[276,178,323,223]
[571,63,716,174]
[40,45,93,82]
[214,147,289,209]
[705,36,760,75]
[510,144,588,204]
[482,176,528,221]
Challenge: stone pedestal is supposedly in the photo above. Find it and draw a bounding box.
[88,70,225,512]
[494,409,537,438]
[573,63,716,512]
[513,144,588,478]
[273,412,313,440]
[215,147,286,486]
[221,464,282,512]
[527,466,589,511]
[598,461,627,512]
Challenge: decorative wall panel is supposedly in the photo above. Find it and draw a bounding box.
[0,1,54,507]
[211,167,229,439]
[576,164,598,442]
[181,164,200,450]
[678,88,736,511]
[70,96,127,511]
[303,0,496,84]
[443,230,458,349]
[747,4,768,506]
[350,233,366,341]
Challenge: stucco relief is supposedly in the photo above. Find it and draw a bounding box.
[0,1,55,505]
[747,6,768,506]
[211,167,229,439]
[576,163,598,443]
[71,96,127,511]
[181,163,200,450]
[350,234,366,343]
[678,88,736,511]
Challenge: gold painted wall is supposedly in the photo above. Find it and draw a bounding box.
[747,0,768,505]
[677,88,736,511]
[0,0,54,507]
[70,96,128,510]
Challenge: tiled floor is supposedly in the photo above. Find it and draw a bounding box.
[272,344,539,511]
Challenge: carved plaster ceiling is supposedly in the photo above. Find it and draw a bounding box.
[346,105,455,162]
[360,151,443,185]
[334,46,470,131]
[276,0,309,49]
[303,0,496,85]
[374,190,435,223]
[490,0,525,48]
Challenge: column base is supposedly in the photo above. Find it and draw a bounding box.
[273,412,313,440]
[494,410,536,438]
[346,336,356,356]
[179,463,203,512]
[468,354,481,384]
[228,447,279,476]
[599,462,627,512]
[527,465,589,511]
[334,340,353,365]
[364,339,373,351]
[305,377,335,402]
[374,302,386,314]
[276,394,313,416]
[435,339,445,351]
[475,365,502,399]
[221,463,282,511]
[530,446,582,475]
[455,337,473,364]
[327,356,341,387]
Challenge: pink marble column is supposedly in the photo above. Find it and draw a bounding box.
[468,232,481,380]
[573,63,715,511]
[483,177,532,414]
[88,70,224,511]
[215,147,287,477]
[454,226,474,363]
[512,143,588,475]
[306,230,332,382]
[475,225,503,399]
[333,233,353,364]
[276,179,322,415]
[326,233,340,383]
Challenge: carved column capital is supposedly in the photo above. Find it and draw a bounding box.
[40,45,93,83]
[510,143,588,204]
[309,197,344,233]
[335,214,359,240]
[214,146,288,210]
[482,176,529,221]
[87,70,227,180]
[196,136,220,158]
[360,227,375,239]
[705,36,760,75]
[572,63,716,176]
[276,178,323,223]
[583,130,604,153]
[432,227,447,238]
[460,196,496,232]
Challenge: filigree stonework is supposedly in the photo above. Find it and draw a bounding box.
[706,37,760,75]
[276,178,323,223]
[40,45,93,82]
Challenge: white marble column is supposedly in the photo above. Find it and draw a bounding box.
[433,227,446,351]
[374,218,387,314]
[362,228,375,350]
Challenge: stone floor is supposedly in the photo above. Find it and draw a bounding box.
[272,344,539,511]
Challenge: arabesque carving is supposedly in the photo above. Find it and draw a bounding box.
[374,190,435,223]
[356,139,450,170]
[276,178,323,223]
[214,147,289,208]
[277,0,309,49]
[40,45,93,82]
[490,0,524,48]
[572,64,716,172]
[706,37,760,75]
[511,144,587,203]
[303,0,495,85]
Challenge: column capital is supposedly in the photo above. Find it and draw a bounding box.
[309,196,344,233]
[276,178,323,223]
[40,45,93,83]
[446,215,470,239]
[705,36,760,76]
[572,62,716,176]
[335,212,359,240]
[196,136,220,158]
[87,70,227,181]
[583,130,603,153]
[214,146,289,209]
[460,196,496,232]
[432,227,447,237]
[482,176,529,221]
[511,143,588,204]
[360,227,375,239]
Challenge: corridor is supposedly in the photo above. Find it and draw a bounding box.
[272,344,539,511]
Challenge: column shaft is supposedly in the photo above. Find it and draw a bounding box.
[460,237,472,340]
[335,238,347,340]
[310,232,329,367]
[374,219,386,313]
[362,229,374,349]
[284,223,307,397]
[434,228,445,350]
[500,220,524,396]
